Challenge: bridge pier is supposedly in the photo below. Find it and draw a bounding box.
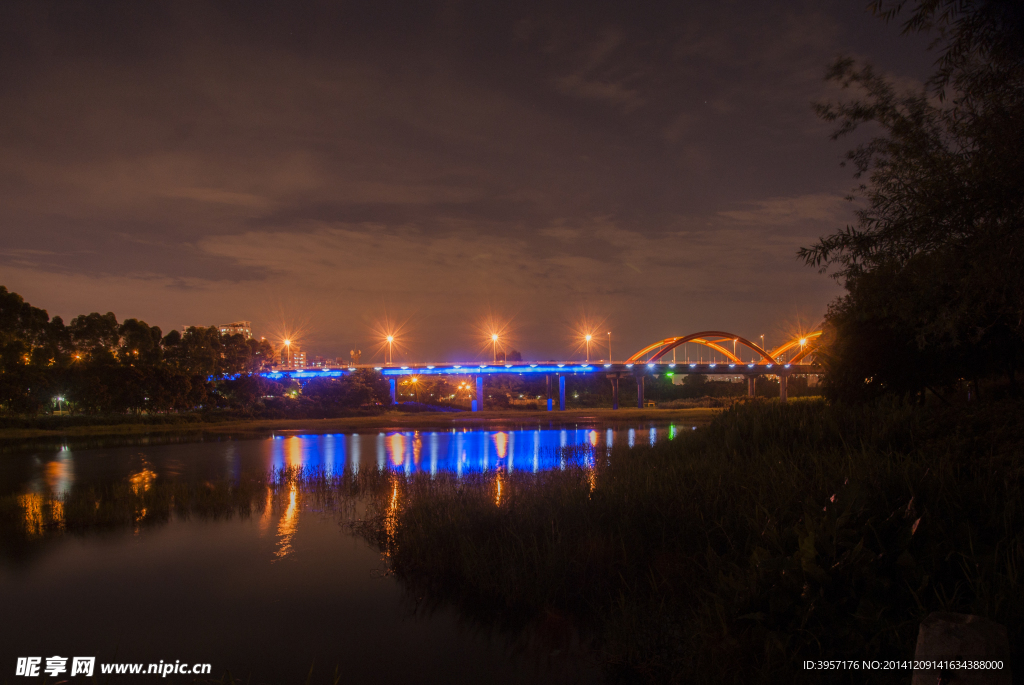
[636,374,645,409]
[779,374,788,403]
[748,376,755,397]
[389,378,397,405]
[559,375,566,411]
[546,375,552,411]
[476,375,485,411]
[609,375,620,410]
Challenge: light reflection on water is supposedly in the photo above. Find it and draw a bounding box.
[254,426,678,480]
[8,425,685,494]
[3,424,687,542]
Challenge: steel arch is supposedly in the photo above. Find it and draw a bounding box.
[627,330,822,365]
[626,331,773,364]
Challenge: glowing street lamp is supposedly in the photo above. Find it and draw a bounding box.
[584,334,592,362]
[491,333,499,362]
[386,335,395,365]
[607,332,612,362]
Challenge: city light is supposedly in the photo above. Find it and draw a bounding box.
[568,314,606,362]
[475,313,514,363]
[372,312,411,366]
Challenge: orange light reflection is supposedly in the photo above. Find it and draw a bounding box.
[390,434,405,466]
[274,483,299,559]
[493,432,509,459]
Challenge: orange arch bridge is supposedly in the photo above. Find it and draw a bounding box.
[601,330,823,408]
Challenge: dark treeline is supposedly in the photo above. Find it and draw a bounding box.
[803,0,1024,402]
[0,286,392,417]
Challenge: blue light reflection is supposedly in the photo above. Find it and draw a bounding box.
[258,426,679,477]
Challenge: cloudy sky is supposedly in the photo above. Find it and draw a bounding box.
[0,0,934,361]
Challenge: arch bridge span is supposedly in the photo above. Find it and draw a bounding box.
[263,330,823,411]
[626,330,822,365]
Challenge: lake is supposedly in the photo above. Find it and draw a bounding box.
[0,422,686,683]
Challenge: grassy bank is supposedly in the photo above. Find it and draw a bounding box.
[357,398,1024,683]
[0,407,718,443]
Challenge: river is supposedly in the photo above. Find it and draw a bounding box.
[0,422,687,683]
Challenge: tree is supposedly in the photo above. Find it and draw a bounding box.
[0,287,56,412]
[303,370,392,411]
[801,0,1024,400]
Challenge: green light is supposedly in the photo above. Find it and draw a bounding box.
[665,372,674,377]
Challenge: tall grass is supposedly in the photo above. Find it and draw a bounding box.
[354,398,1024,684]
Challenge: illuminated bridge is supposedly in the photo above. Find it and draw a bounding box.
[263,331,823,410]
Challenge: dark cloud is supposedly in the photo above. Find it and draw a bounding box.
[0,0,935,359]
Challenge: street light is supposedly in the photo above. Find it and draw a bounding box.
[585,334,592,362]
[386,335,394,365]
[607,332,612,362]
[491,333,499,362]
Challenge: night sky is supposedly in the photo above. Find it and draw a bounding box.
[0,1,934,362]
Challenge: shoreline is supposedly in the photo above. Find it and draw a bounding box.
[0,407,721,444]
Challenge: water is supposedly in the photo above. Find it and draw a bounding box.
[0,424,683,683]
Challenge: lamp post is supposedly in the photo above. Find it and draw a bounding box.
[585,334,592,363]
[607,332,612,362]
[760,334,765,362]
[386,335,394,365]
[491,334,499,363]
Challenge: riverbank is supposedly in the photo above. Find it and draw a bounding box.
[357,398,1024,684]
[0,407,719,443]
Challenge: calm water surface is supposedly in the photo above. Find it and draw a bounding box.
[0,423,684,683]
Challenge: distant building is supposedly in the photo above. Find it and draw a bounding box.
[279,344,306,369]
[218,321,253,339]
[182,321,254,339]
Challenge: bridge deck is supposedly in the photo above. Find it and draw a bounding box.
[265,361,819,380]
